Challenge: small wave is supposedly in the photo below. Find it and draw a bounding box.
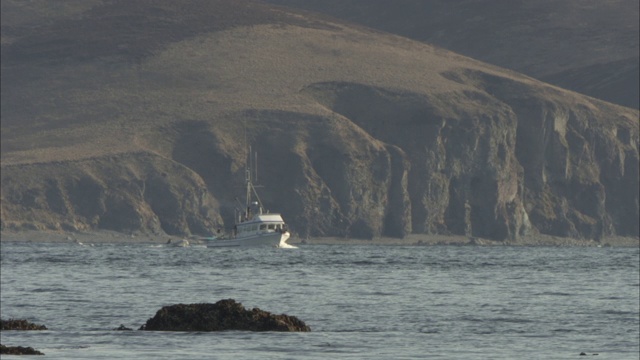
[419,328,440,334]
[32,287,69,293]
[601,309,636,315]
[352,260,377,265]
[536,291,572,296]
[552,328,577,333]
[314,342,333,348]
[459,316,535,324]
[49,345,91,350]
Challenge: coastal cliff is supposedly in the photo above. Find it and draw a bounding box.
[1,0,637,241]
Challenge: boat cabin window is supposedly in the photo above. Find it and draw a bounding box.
[268,224,275,230]
[238,224,260,233]
[260,224,266,230]
[276,224,281,230]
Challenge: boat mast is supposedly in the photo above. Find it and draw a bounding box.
[251,151,264,214]
[245,145,252,210]
[242,121,255,219]
[245,145,265,216]
[242,123,264,220]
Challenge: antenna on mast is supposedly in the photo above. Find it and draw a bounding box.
[254,150,258,183]
[243,119,249,181]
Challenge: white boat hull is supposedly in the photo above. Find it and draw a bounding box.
[166,239,190,247]
[206,231,290,248]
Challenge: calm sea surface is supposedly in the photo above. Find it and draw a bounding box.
[1,240,638,359]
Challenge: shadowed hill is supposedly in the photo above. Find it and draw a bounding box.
[267,0,639,109]
[1,0,638,241]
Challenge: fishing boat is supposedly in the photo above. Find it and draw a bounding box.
[206,147,291,248]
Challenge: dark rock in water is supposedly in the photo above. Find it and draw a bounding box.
[0,344,44,355]
[139,299,310,332]
[113,324,132,331]
[0,319,47,330]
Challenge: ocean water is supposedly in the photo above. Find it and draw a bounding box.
[1,240,638,359]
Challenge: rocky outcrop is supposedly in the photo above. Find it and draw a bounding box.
[1,319,47,330]
[0,319,47,355]
[113,324,132,331]
[139,299,310,332]
[0,344,44,355]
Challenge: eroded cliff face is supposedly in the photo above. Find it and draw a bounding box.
[302,81,530,240]
[1,112,413,239]
[164,111,414,240]
[295,74,638,240]
[3,77,635,241]
[1,153,221,235]
[461,70,639,239]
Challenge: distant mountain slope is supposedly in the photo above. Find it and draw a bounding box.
[1,0,638,241]
[267,0,639,109]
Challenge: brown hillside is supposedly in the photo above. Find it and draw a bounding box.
[1,0,638,241]
[267,0,640,109]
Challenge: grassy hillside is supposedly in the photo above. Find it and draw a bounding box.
[267,0,639,109]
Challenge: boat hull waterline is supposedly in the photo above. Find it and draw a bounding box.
[206,231,290,248]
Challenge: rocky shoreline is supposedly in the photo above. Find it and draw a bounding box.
[0,230,637,247]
